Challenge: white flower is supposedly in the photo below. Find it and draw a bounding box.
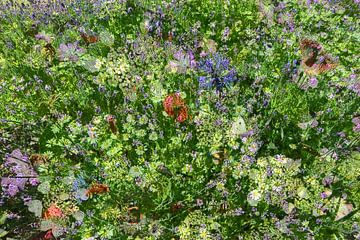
[247,189,262,206]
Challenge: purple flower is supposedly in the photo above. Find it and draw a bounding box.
[352,117,360,133]
[233,208,245,216]
[1,149,38,197]
[6,184,20,197]
[311,120,319,128]
[169,49,196,73]
[345,74,360,96]
[322,176,333,186]
[58,42,85,62]
[196,198,204,207]
[320,192,328,199]
[29,178,39,186]
[309,77,318,88]
[35,33,51,43]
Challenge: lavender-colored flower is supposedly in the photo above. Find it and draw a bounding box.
[309,77,318,88]
[169,49,196,73]
[311,120,319,128]
[1,149,38,197]
[322,176,333,186]
[58,42,85,62]
[29,178,39,186]
[345,74,360,96]
[35,33,51,43]
[233,208,245,216]
[196,198,204,207]
[320,192,329,199]
[352,117,360,133]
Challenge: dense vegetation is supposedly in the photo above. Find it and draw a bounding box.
[0,0,359,239]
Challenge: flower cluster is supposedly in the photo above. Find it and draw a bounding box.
[58,42,85,62]
[1,149,38,197]
[198,53,237,90]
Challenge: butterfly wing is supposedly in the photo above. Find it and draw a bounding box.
[335,199,353,221]
[81,33,98,44]
[300,39,322,67]
[300,39,337,75]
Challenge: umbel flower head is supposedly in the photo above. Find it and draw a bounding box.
[163,93,188,123]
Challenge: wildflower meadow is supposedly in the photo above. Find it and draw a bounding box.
[0,0,359,239]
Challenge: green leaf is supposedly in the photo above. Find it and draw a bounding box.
[27,200,43,218]
[0,229,8,238]
[0,212,6,225]
[37,181,51,194]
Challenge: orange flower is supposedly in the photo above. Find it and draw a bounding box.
[43,204,64,219]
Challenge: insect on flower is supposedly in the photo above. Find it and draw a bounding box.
[163,93,188,123]
[80,30,99,45]
[29,154,48,169]
[127,206,144,224]
[300,39,337,75]
[86,183,110,197]
[106,115,118,134]
[43,43,56,60]
[30,229,55,240]
[171,201,184,213]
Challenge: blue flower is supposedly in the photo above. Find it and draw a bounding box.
[198,53,237,90]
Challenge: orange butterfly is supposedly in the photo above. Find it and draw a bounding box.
[167,31,173,42]
[127,206,144,224]
[106,115,118,134]
[86,183,110,196]
[163,93,188,123]
[300,39,337,75]
[81,32,99,44]
[29,154,48,169]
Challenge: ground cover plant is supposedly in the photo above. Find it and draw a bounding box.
[0,0,359,239]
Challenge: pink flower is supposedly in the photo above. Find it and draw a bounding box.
[43,204,64,219]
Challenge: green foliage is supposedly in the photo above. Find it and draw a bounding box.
[0,0,359,239]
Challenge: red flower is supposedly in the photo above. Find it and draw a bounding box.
[163,93,188,123]
[44,230,55,240]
